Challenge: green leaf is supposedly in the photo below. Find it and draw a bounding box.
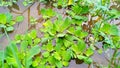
[73,15,88,21]
[46,42,54,52]
[28,30,37,39]
[32,57,41,67]
[100,23,118,35]
[34,38,41,45]
[20,41,28,51]
[38,64,46,68]
[5,13,12,23]
[56,61,63,68]
[72,5,82,15]
[71,44,79,54]
[15,34,22,43]
[40,58,47,65]
[81,6,89,14]
[109,9,120,18]
[85,48,94,57]
[25,35,33,45]
[47,9,56,17]
[65,34,79,42]
[9,21,16,25]
[6,26,14,31]
[41,8,56,19]
[3,63,9,68]
[43,52,50,58]
[28,45,41,59]
[77,55,87,60]
[54,19,64,32]
[77,40,86,53]
[74,27,88,38]
[0,24,6,28]
[79,31,88,38]
[43,20,53,30]
[26,45,41,68]
[32,60,38,67]
[58,17,72,32]
[84,58,93,64]
[72,40,86,54]
[63,39,72,47]
[67,27,75,34]
[6,57,18,67]
[109,25,119,35]
[100,23,109,32]
[66,10,75,17]
[53,52,61,60]
[55,39,63,51]
[57,33,66,37]
[46,65,51,68]
[48,56,56,65]
[77,55,93,64]
[5,42,22,68]
[62,61,69,66]
[23,1,28,6]
[61,51,71,61]
[15,15,24,22]
[0,14,6,24]
[5,42,18,55]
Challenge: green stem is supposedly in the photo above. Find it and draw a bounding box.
[4,28,10,42]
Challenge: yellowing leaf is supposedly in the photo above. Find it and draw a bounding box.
[68,0,73,5]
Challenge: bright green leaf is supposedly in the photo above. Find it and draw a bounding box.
[62,61,69,66]
[53,52,61,60]
[0,14,6,24]
[85,48,94,57]
[43,52,50,58]
[16,15,24,22]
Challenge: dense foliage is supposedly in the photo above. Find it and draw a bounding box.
[0,0,120,68]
